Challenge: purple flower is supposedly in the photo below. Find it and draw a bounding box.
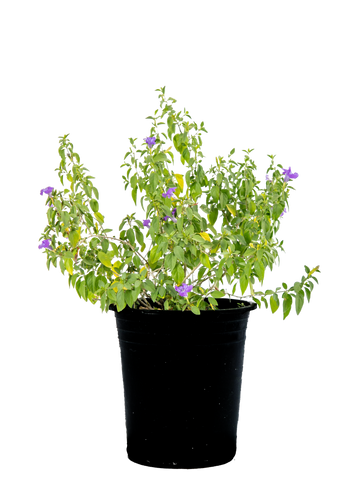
[263,163,302,186]
[281,163,302,182]
[140,187,177,225]
[280,207,289,217]
[140,217,151,230]
[163,207,178,223]
[37,183,54,198]
[263,164,302,217]
[35,183,67,252]
[175,283,193,297]
[162,187,176,198]
[140,208,177,230]
[140,137,156,147]
[35,238,53,252]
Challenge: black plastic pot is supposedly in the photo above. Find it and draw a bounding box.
[110,298,257,469]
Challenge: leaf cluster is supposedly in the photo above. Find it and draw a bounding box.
[39,88,320,317]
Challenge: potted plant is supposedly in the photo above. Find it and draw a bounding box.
[39,86,320,469]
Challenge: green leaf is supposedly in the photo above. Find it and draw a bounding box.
[108,287,120,306]
[270,293,280,313]
[272,203,284,221]
[208,297,218,306]
[243,230,252,244]
[227,263,235,276]
[197,266,206,280]
[85,214,94,228]
[158,286,166,298]
[149,245,162,266]
[295,290,305,315]
[131,185,138,203]
[208,208,218,225]
[249,200,256,215]
[130,174,137,188]
[80,281,87,301]
[83,184,92,197]
[261,218,270,234]
[174,246,185,263]
[62,251,74,259]
[70,273,78,288]
[293,282,302,293]
[64,258,73,275]
[210,290,225,298]
[283,294,293,320]
[149,172,159,193]
[90,238,100,249]
[135,228,144,246]
[254,260,265,283]
[143,279,156,292]
[75,277,82,297]
[127,228,135,244]
[91,185,101,201]
[190,182,202,201]
[133,255,141,268]
[304,287,311,303]
[95,275,107,291]
[181,148,190,162]
[240,274,248,295]
[98,251,112,268]
[85,271,97,293]
[110,242,118,256]
[164,253,173,270]
[153,152,168,163]
[47,207,55,225]
[101,238,109,253]
[115,289,125,312]
[226,204,236,217]
[90,199,99,212]
[172,263,185,285]
[60,257,66,277]
[173,134,183,153]
[210,185,220,202]
[94,212,104,224]
[59,147,66,161]
[83,256,97,266]
[200,252,211,269]
[69,230,80,248]
[151,215,159,234]
[101,292,106,311]
[61,211,70,228]
[125,289,135,308]
[215,266,225,280]
[191,305,200,315]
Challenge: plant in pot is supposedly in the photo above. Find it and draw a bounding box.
[39,86,320,469]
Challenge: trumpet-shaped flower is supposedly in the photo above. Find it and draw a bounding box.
[280,208,287,217]
[144,137,156,148]
[175,283,193,297]
[40,186,54,196]
[143,219,151,228]
[282,167,299,182]
[162,187,176,198]
[38,239,53,250]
